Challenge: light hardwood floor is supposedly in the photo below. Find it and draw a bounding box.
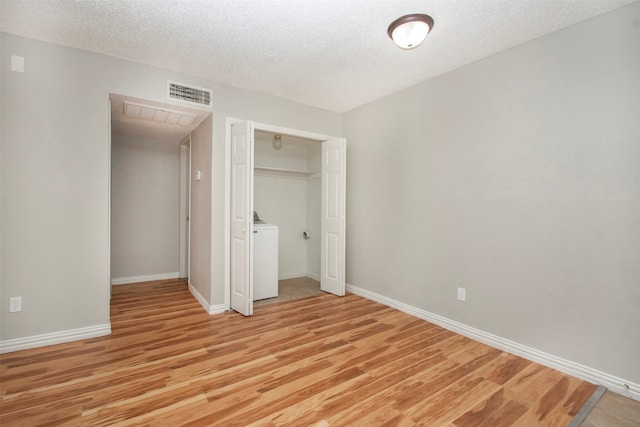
[0,278,626,426]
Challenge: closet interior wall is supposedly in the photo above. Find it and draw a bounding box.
[253,133,321,281]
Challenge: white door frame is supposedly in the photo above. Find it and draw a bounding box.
[108,97,112,300]
[224,118,345,311]
[179,136,191,279]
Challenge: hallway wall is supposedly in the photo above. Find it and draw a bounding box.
[110,134,181,281]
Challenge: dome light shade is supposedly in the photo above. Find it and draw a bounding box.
[388,14,434,49]
[272,134,283,150]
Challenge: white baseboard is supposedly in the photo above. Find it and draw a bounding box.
[188,282,227,315]
[278,272,308,280]
[188,282,209,312]
[111,272,180,285]
[346,283,640,401]
[0,324,111,354]
[209,304,227,315]
[278,272,321,281]
[306,272,321,281]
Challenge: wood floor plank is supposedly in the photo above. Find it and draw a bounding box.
[0,278,605,426]
[453,389,527,427]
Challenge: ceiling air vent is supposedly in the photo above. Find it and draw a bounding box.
[167,81,212,108]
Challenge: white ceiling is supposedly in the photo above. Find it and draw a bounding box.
[1,0,636,113]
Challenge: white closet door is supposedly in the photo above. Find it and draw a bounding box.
[321,138,346,296]
[230,121,254,316]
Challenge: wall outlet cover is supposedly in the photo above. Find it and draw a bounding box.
[457,287,466,302]
[9,296,22,312]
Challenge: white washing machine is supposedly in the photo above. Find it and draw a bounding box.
[253,223,279,300]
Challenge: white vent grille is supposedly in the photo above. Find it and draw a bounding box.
[167,81,212,108]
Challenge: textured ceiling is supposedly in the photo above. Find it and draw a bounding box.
[1,0,636,113]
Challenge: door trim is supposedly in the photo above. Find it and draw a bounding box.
[179,136,191,279]
[224,118,343,311]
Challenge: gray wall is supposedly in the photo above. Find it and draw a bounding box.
[1,3,637,391]
[343,3,640,384]
[189,116,212,302]
[0,33,342,341]
[111,134,180,279]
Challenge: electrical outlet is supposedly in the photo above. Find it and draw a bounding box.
[10,296,22,312]
[457,287,466,302]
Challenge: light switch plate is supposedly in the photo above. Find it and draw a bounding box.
[11,55,25,73]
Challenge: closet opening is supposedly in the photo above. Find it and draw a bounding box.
[252,130,323,307]
[227,120,346,316]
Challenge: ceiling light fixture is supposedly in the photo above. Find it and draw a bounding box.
[272,134,283,150]
[387,13,434,50]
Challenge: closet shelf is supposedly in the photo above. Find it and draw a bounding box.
[254,166,318,177]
